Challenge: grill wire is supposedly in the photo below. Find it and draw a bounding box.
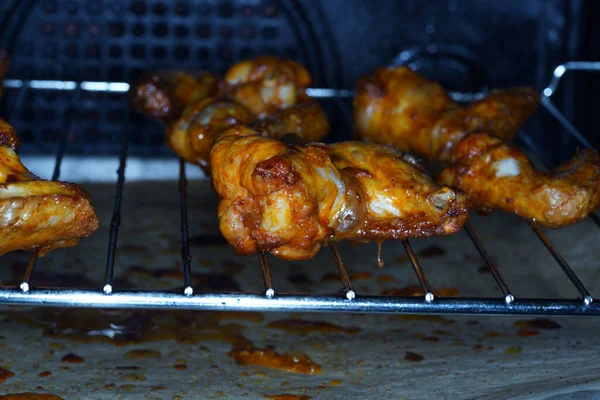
[1,62,599,315]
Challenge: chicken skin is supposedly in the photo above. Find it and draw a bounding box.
[224,56,311,117]
[353,66,599,227]
[0,122,99,256]
[438,133,600,227]
[166,97,255,173]
[354,66,539,165]
[253,101,330,143]
[211,126,467,260]
[329,142,468,241]
[128,70,219,122]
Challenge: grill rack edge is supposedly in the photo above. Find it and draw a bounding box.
[2,61,600,315]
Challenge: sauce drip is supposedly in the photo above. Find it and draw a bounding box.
[404,352,424,362]
[61,353,84,363]
[513,319,561,330]
[376,241,385,267]
[266,319,359,335]
[230,340,322,375]
[0,367,14,384]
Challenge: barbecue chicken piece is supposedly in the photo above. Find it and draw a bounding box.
[328,142,468,241]
[354,66,539,165]
[211,126,468,260]
[253,101,330,143]
[128,70,219,122]
[211,126,346,260]
[224,56,311,117]
[166,97,255,173]
[438,133,600,228]
[0,122,98,255]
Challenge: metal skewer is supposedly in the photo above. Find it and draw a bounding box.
[178,159,193,296]
[530,222,593,305]
[464,223,514,304]
[402,240,434,303]
[258,251,275,298]
[19,248,39,293]
[329,240,356,300]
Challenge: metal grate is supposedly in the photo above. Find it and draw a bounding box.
[0,62,599,316]
[0,0,337,155]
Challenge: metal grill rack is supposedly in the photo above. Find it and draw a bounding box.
[0,62,599,316]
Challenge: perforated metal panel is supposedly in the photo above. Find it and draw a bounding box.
[0,0,337,155]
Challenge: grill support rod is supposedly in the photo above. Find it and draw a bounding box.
[329,241,355,300]
[258,251,275,298]
[464,223,514,304]
[103,127,129,295]
[178,159,193,296]
[1,289,598,315]
[19,86,80,293]
[530,222,593,305]
[402,240,434,303]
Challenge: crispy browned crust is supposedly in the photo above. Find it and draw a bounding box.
[253,101,330,143]
[439,133,600,228]
[128,70,219,122]
[165,97,255,173]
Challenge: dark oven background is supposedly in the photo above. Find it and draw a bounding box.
[0,0,598,165]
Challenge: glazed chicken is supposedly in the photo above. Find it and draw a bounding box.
[438,133,600,228]
[211,126,467,260]
[253,101,330,143]
[128,70,219,122]
[224,56,312,117]
[354,66,539,165]
[0,121,99,256]
[164,57,329,171]
[354,66,600,227]
[166,97,255,173]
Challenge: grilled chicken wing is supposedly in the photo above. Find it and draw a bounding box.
[0,122,98,255]
[224,56,311,117]
[353,66,600,227]
[438,133,600,227]
[354,66,539,165]
[128,70,219,122]
[166,97,255,172]
[329,142,468,241]
[211,126,467,260]
[253,101,330,143]
[211,126,345,260]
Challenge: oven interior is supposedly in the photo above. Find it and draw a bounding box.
[0,0,599,317]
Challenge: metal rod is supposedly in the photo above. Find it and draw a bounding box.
[402,239,434,303]
[0,289,599,315]
[540,96,593,149]
[464,223,514,304]
[103,128,129,295]
[8,79,29,120]
[19,87,80,293]
[530,222,593,305]
[1,79,483,102]
[328,240,355,300]
[178,159,193,296]
[19,249,39,293]
[257,251,275,298]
